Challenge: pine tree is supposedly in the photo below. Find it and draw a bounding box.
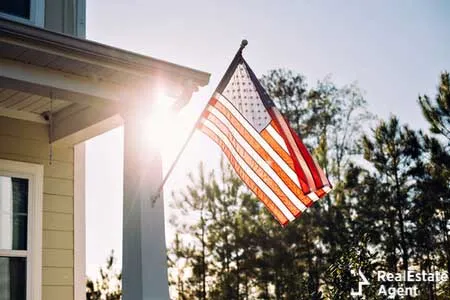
[169,162,213,299]
[416,71,450,298]
[167,70,450,299]
[419,72,450,141]
[361,117,421,273]
[261,70,373,296]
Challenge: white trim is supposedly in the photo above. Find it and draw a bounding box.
[52,106,121,145]
[0,17,211,87]
[0,249,27,257]
[76,0,86,38]
[74,142,86,300]
[0,159,43,300]
[31,0,45,27]
[0,0,45,27]
[0,107,48,124]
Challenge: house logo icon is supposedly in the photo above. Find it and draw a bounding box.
[351,269,370,297]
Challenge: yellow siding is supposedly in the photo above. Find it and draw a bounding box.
[42,286,73,300]
[44,194,73,214]
[43,249,74,267]
[0,116,74,300]
[42,267,74,285]
[43,230,74,249]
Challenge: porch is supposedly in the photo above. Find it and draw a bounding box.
[0,18,209,300]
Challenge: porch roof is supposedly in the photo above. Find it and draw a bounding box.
[0,18,210,145]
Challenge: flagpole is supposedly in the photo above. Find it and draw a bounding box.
[151,40,248,205]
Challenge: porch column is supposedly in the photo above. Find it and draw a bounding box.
[122,115,169,300]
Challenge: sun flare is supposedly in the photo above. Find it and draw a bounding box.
[143,92,194,160]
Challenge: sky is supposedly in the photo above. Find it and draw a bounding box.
[84,0,450,279]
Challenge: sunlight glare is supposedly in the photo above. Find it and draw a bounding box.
[143,91,192,161]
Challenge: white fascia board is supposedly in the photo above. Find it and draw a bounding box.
[74,142,86,300]
[0,58,126,105]
[51,105,123,145]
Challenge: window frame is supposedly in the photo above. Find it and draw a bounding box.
[0,0,45,27]
[0,159,43,300]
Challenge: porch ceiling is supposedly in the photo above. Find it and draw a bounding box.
[0,88,72,114]
[0,18,210,145]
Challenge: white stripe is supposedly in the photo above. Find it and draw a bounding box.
[202,119,295,221]
[207,107,307,212]
[272,109,316,189]
[214,94,300,185]
[307,192,319,202]
[266,126,289,152]
[308,186,332,202]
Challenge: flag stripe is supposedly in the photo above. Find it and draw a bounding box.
[308,192,319,201]
[205,106,311,208]
[201,119,296,220]
[199,123,292,224]
[261,127,315,195]
[266,126,289,153]
[206,107,312,208]
[289,124,327,187]
[270,108,318,192]
[197,57,334,225]
[261,123,329,192]
[211,95,313,206]
[212,96,301,186]
[323,186,332,193]
[312,156,331,187]
[204,109,308,211]
[260,130,295,171]
[202,118,301,216]
[261,129,314,207]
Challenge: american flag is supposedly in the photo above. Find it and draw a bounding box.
[197,48,332,226]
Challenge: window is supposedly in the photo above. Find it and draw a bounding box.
[0,0,44,27]
[0,160,43,300]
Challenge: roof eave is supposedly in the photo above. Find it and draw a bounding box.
[0,18,210,87]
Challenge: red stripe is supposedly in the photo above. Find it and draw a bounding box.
[313,156,332,188]
[260,129,295,171]
[260,126,313,197]
[207,100,312,206]
[199,123,289,226]
[267,108,314,194]
[204,113,302,216]
[210,97,219,106]
[289,125,324,188]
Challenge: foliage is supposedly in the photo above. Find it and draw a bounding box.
[86,250,122,300]
[83,70,449,299]
[168,70,450,299]
[419,72,450,141]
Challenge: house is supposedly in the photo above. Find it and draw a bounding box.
[0,1,210,299]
